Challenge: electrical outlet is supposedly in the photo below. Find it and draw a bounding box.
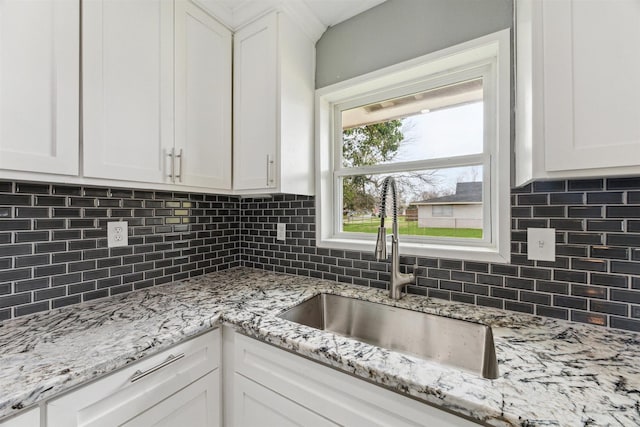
[107,221,128,248]
[527,228,555,261]
[277,223,286,241]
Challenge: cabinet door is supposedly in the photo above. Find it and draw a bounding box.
[234,374,337,427]
[83,0,173,183]
[233,13,277,191]
[121,370,220,427]
[233,333,477,427]
[543,0,640,172]
[0,408,39,427]
[174,0,232,189]
[0,0,79,176]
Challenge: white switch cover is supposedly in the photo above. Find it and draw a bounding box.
[107,221,128,248]
[277,223,286,241]
[527,228,555,261]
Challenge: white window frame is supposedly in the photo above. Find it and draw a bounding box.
[315,30,511,263]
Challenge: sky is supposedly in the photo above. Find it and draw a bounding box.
[392,102,484,200]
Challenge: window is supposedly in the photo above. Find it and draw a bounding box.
[316,30,511,263]
[432,205,453,217]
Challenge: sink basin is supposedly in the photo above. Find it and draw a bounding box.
[279,293,499,379]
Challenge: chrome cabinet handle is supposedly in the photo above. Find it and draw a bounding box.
[130,353,185,383]
[266,154,275,187]
[167,148,175,182]
[175,148,183,183]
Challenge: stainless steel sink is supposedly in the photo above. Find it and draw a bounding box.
[279,293,499,379]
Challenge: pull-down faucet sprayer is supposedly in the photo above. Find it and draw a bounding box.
[374,176,416,300]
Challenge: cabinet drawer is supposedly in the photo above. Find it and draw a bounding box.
[122,370,220,427]
[48,329,219,427]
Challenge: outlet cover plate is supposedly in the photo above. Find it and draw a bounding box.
[527,228,555,261]
[277,223,286,241]
[107,221,128,248]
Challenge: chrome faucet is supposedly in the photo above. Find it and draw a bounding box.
[374,176,416,300]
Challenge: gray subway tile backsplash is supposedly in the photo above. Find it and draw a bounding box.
[568,179,604,191]
[3,177,640,333]
[0,181,241,321]
[241,177,640,333]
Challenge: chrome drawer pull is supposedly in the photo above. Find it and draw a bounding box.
[130,353,185,383]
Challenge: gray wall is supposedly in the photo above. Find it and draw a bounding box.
[315,0,513,88]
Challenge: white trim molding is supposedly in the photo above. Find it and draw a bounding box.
[192,0,326,42]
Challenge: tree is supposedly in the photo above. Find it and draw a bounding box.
[342,120,404,168]
[342,120,404,213]
[341,119,442,216]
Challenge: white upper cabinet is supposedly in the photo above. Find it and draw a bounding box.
[516,0,640,185]
[0,0,312,194]
[175,0,232,189]
[233,13,278,191]
[542,0,640,171]
[0,0,79,176]
[82,0,174,184]
[233,12,315,195]
[83,0,231,190]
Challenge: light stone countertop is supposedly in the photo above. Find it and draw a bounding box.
[1,267,639,426]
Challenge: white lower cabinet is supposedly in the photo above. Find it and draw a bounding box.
[0,408,39,427]
[47,329,220,427]
[5,326,477,427]
[225,328,477,427]
[233,374,337,427]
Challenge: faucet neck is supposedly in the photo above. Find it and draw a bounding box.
[378,176,398,230]
[374,176,416,300]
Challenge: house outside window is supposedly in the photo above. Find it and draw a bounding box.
[412,181,483,238]
[315,30,511,263]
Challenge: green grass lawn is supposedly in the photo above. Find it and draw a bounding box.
[342,216,482,238]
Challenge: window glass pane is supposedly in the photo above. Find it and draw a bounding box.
[341,165,483,239]
[341,79,483,168]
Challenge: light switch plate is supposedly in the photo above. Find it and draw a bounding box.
[107,221,128,248]
[527,228,556,261]
[277,223,286,241]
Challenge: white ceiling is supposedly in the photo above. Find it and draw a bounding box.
[302,0,387,27]
[204,0,387,41]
